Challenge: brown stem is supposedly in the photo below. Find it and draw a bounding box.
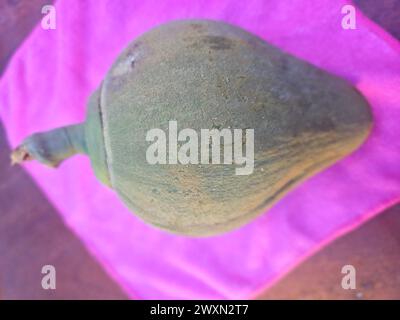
[10,123,87,168]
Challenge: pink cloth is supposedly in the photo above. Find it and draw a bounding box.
[1,0,399,299]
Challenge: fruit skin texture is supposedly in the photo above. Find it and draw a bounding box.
[12,19,373,236]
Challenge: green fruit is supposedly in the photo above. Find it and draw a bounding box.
[11,20,372,236]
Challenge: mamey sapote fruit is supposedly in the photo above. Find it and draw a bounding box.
[11,20,372,236]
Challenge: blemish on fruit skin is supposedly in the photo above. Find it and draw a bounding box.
[112,42,142,77]
[190,23,204,31]
[112,53,139,77]
[202,35,233,50]
[187,35,235,51]
[111,59,128,76]
[130,56,136,68]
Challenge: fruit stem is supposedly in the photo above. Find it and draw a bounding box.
[10,123,87,168]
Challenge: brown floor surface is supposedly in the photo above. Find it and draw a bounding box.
[258,204,400,299]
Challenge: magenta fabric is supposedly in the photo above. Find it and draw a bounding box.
[1,0,399,299]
